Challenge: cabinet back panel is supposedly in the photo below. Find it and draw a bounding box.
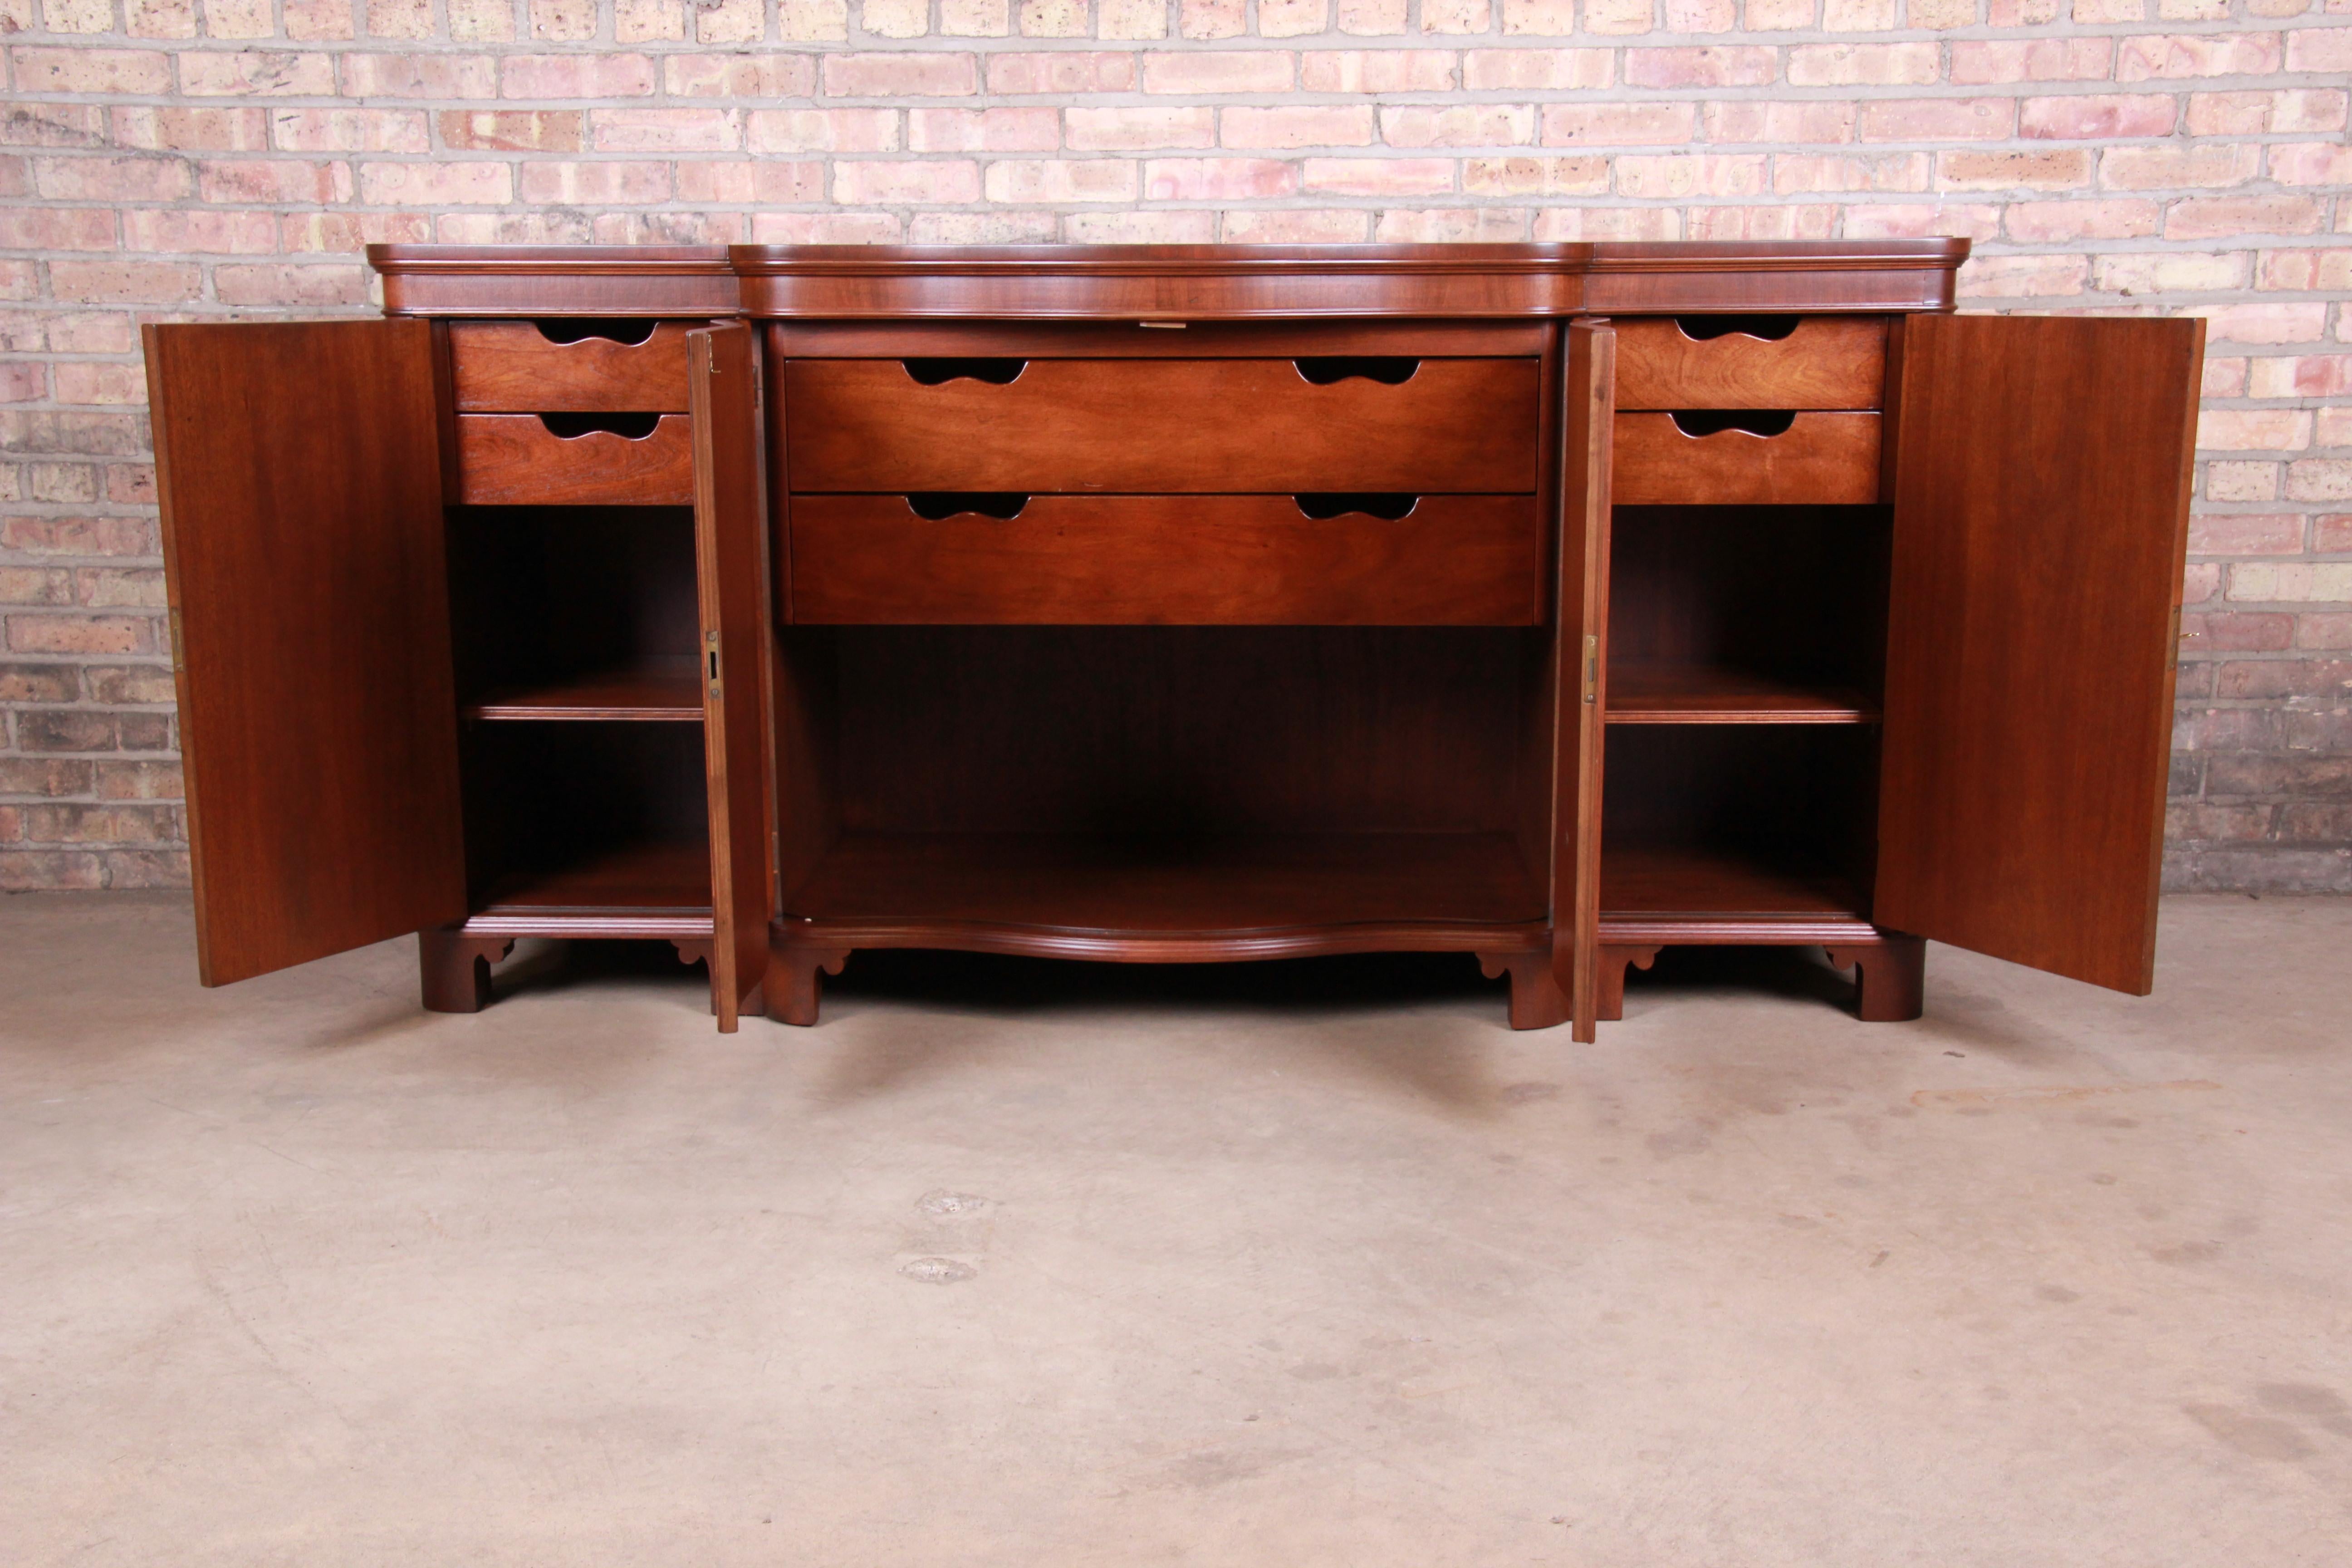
[1607,505,1891,696]
[830,627,1528,836]
[462,723,710,894]
[446,506,699,701]
[1603,725,1879,894]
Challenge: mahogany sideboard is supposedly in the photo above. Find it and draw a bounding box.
[142,241,2201,1041]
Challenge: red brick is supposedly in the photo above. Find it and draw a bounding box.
[1622,46,1774,88]
[1938,150,2092,191]
[111,106,270,150]
[83,664,177,703]
[671,161,828,203]
[983,159,1138,202]
[2116,32,2286,79]
[0,104,108,147]
[270,108,431,152]
[180,51,340,97]
[1142,157,1299,199]
[2167,195,2327,240]
[830,158,982,203]
[1142,51,1295,93]
[198,158,355,203]
[31,156,193,201]
[436,110,585,152]
[514,161,667,204]
[1065,106,1216,151]
[1307,50,1460,91]
[1858,98,2016,142]
[1221,209,1372,242]
[2101,144,2261,191]
[0,516,150,556]
[0,758,94,793]
[9,48,175,94]
[0,852,103,891]
[213,263,373,305]
[1540,102,1692,145]
[46,262,201,305]
[1226,105,1377,147]
[1302,157,1455,196]
[823,52,979,96]
[2020,94,2179,140]
[2185,89,2348,136]
[339,53,499,97]
[95,761,184,801]
[985,52,1138,93]
[0,209,118,251]
[749,108,901,152]
[1948,38,2112,83]
[663,53,820,98]
[498,54,659,97]
[6,614,152,655]
[0,664,80,703]
[908,107,1059,153]
[2284,25,2352,71]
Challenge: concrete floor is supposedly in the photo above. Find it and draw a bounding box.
[2,893,2348,1566]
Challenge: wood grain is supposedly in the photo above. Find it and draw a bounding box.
[690,323,775,1031]
[788,494,1545,626]
[1612,412,1880,505]
[1875,314,2203,995]
[1615,316,1886,411]
[145,320,466,984]
[784,358,1540,493]
[449,320,695,411]
[455,412,696,505]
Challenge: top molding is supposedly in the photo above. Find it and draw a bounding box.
[369,239,1968,319]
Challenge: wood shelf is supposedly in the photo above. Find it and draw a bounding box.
[1601,841,1868,929]
[779,831,1546,958]
[466,660,703,722]
[465,840,712,939]
[1606,663,1877,725]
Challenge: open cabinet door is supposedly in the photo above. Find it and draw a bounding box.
[1552,319,1615,1040]
[1876,314,2203,994]
[688,324,774,1031]
[146,321,466,985]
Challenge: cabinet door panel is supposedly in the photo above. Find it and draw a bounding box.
[1876,314,2202,993]
[145,320,465,984]
[689,324,774,1031]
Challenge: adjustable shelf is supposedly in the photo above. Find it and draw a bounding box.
[466,658,704,722]
[1606,663,1877,725]
[466,840,713,940]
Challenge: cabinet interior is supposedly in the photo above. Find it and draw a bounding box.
[774,626,1553,934]
[1602,502,1893,923]
[446,503,712,918]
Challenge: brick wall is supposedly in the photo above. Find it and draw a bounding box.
[2,0,2348,895]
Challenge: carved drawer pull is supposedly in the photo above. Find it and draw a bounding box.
[1292,356,1421,386]
[529,318,658,347]
[1667,410,1797,438]
[1293,493,1421,520]
[1673,314,1800,343]
[538,412,664,440]
[901,358,1026,386]
[904,492,1030,520]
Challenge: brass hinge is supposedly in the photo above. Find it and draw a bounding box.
[168,607,186,673]
[706,629,721,697]
[1581,634,1598,705]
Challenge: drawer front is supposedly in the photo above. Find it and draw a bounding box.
[1613,412,1881,505]
[784,358,1540,494]
[789,494,1544,626]
[1616,317,1886,411]
[449,322,694,412]
[455,414,696,506]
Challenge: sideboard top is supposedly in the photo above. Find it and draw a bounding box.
[368,239,1969,319]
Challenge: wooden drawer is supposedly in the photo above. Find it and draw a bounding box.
[1613,412,1880,505]
[455,414,696,506]
[1616,316,1886,411]
[784,358,1540,494]
[448,321,694,412]
[789,493,1544,626]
